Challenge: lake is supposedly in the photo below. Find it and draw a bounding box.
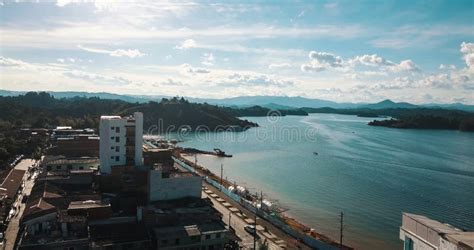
[165,113,474,249]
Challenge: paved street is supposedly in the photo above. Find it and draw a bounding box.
[3,159,38,250]
[202,182,310,250]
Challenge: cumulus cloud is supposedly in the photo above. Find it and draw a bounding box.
[201,53,215,66]
[460,42,474,70]
[350,54,393,67]
[268,63,291,70]
[301,51,343,72]
[349,54,419,72]
[439,64,456,70]
[179,63,210,74]
[219,73,294,87]
[175,39,197,50]
[0,56,28,68]
[78,45,146,58]
[391,60,420,72]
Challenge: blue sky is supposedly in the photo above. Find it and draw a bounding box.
[0,0,473,104]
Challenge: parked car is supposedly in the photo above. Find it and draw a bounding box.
[244,225,257,236]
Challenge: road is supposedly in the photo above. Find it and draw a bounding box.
[3,159,39,250]
[202,182,310,250]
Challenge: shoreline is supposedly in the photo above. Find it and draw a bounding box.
[175,151,353,250]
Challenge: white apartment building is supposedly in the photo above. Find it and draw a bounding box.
[400,213,474,250]
[99,112,143,174]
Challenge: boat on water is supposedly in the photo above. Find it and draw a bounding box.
[214,148,233,157]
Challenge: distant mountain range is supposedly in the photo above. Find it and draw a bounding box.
[1,89,473,112]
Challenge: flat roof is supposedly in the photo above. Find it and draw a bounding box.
[0,169,26,199]
[404,213,474,247]
[45,157,99,165]
[100,115,122,119]
[68,200,110,210]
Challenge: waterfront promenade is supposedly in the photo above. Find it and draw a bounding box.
[176,154,348,249]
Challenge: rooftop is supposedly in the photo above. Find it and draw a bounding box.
[44,156,99,165]
[100,115,122,120]
[68,200,110,210]
[403,213,474,248]
[0,169,26,199]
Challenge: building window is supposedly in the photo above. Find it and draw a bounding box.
[404,236,413,250]
[56,165,61,170]
[47,165,52,171]
[67,165,72,170]
[111,146,114,150]
[116,127,120,133]
[110,156,114,160]
[175,238,180,245]
[111,126,115,130]
[115,137,120,143]
[216,233,221,238]
[110,136,114,140]
[115,156,120,162]
[205,234,211,240]
[79,166,84,170]
[115,146,120,152]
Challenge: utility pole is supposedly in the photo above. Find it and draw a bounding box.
[220,163,223,191]
[340,212,344,249]
[253,192,258,250]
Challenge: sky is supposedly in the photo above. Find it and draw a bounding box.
[0,0,473,104]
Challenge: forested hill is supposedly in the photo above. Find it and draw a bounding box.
[0,92,258,131]
[302,107,474,132]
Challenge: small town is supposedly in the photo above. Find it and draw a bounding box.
[0,112,471,250]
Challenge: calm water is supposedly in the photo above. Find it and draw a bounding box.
[166,114,474,249]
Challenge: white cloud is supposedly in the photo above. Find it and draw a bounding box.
[349,54,420,72]
[460,42,474,70]
[63,70,131,85]
[301,51,343,72]
[218,73,294,87]
[439,64,456,70]
[175,39,198,50]
[56,0,74,7]
[390,60,420,72]
[179,64,210,74]
[268,63,291,70]
[78,45,146,58]
[1,57,28,68]
[371,77,415,90]
[201,53,215,66]
[350,54,393,67]
[154,78,186,87]
[0,56,65,71]
[1,23,365,50]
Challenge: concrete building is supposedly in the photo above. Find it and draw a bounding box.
[400,213,474,250]
[148,163,201,202]
[99,112,143,174]
[42,156,99,171]
[52,135,100,157]
[142,197,232,250]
